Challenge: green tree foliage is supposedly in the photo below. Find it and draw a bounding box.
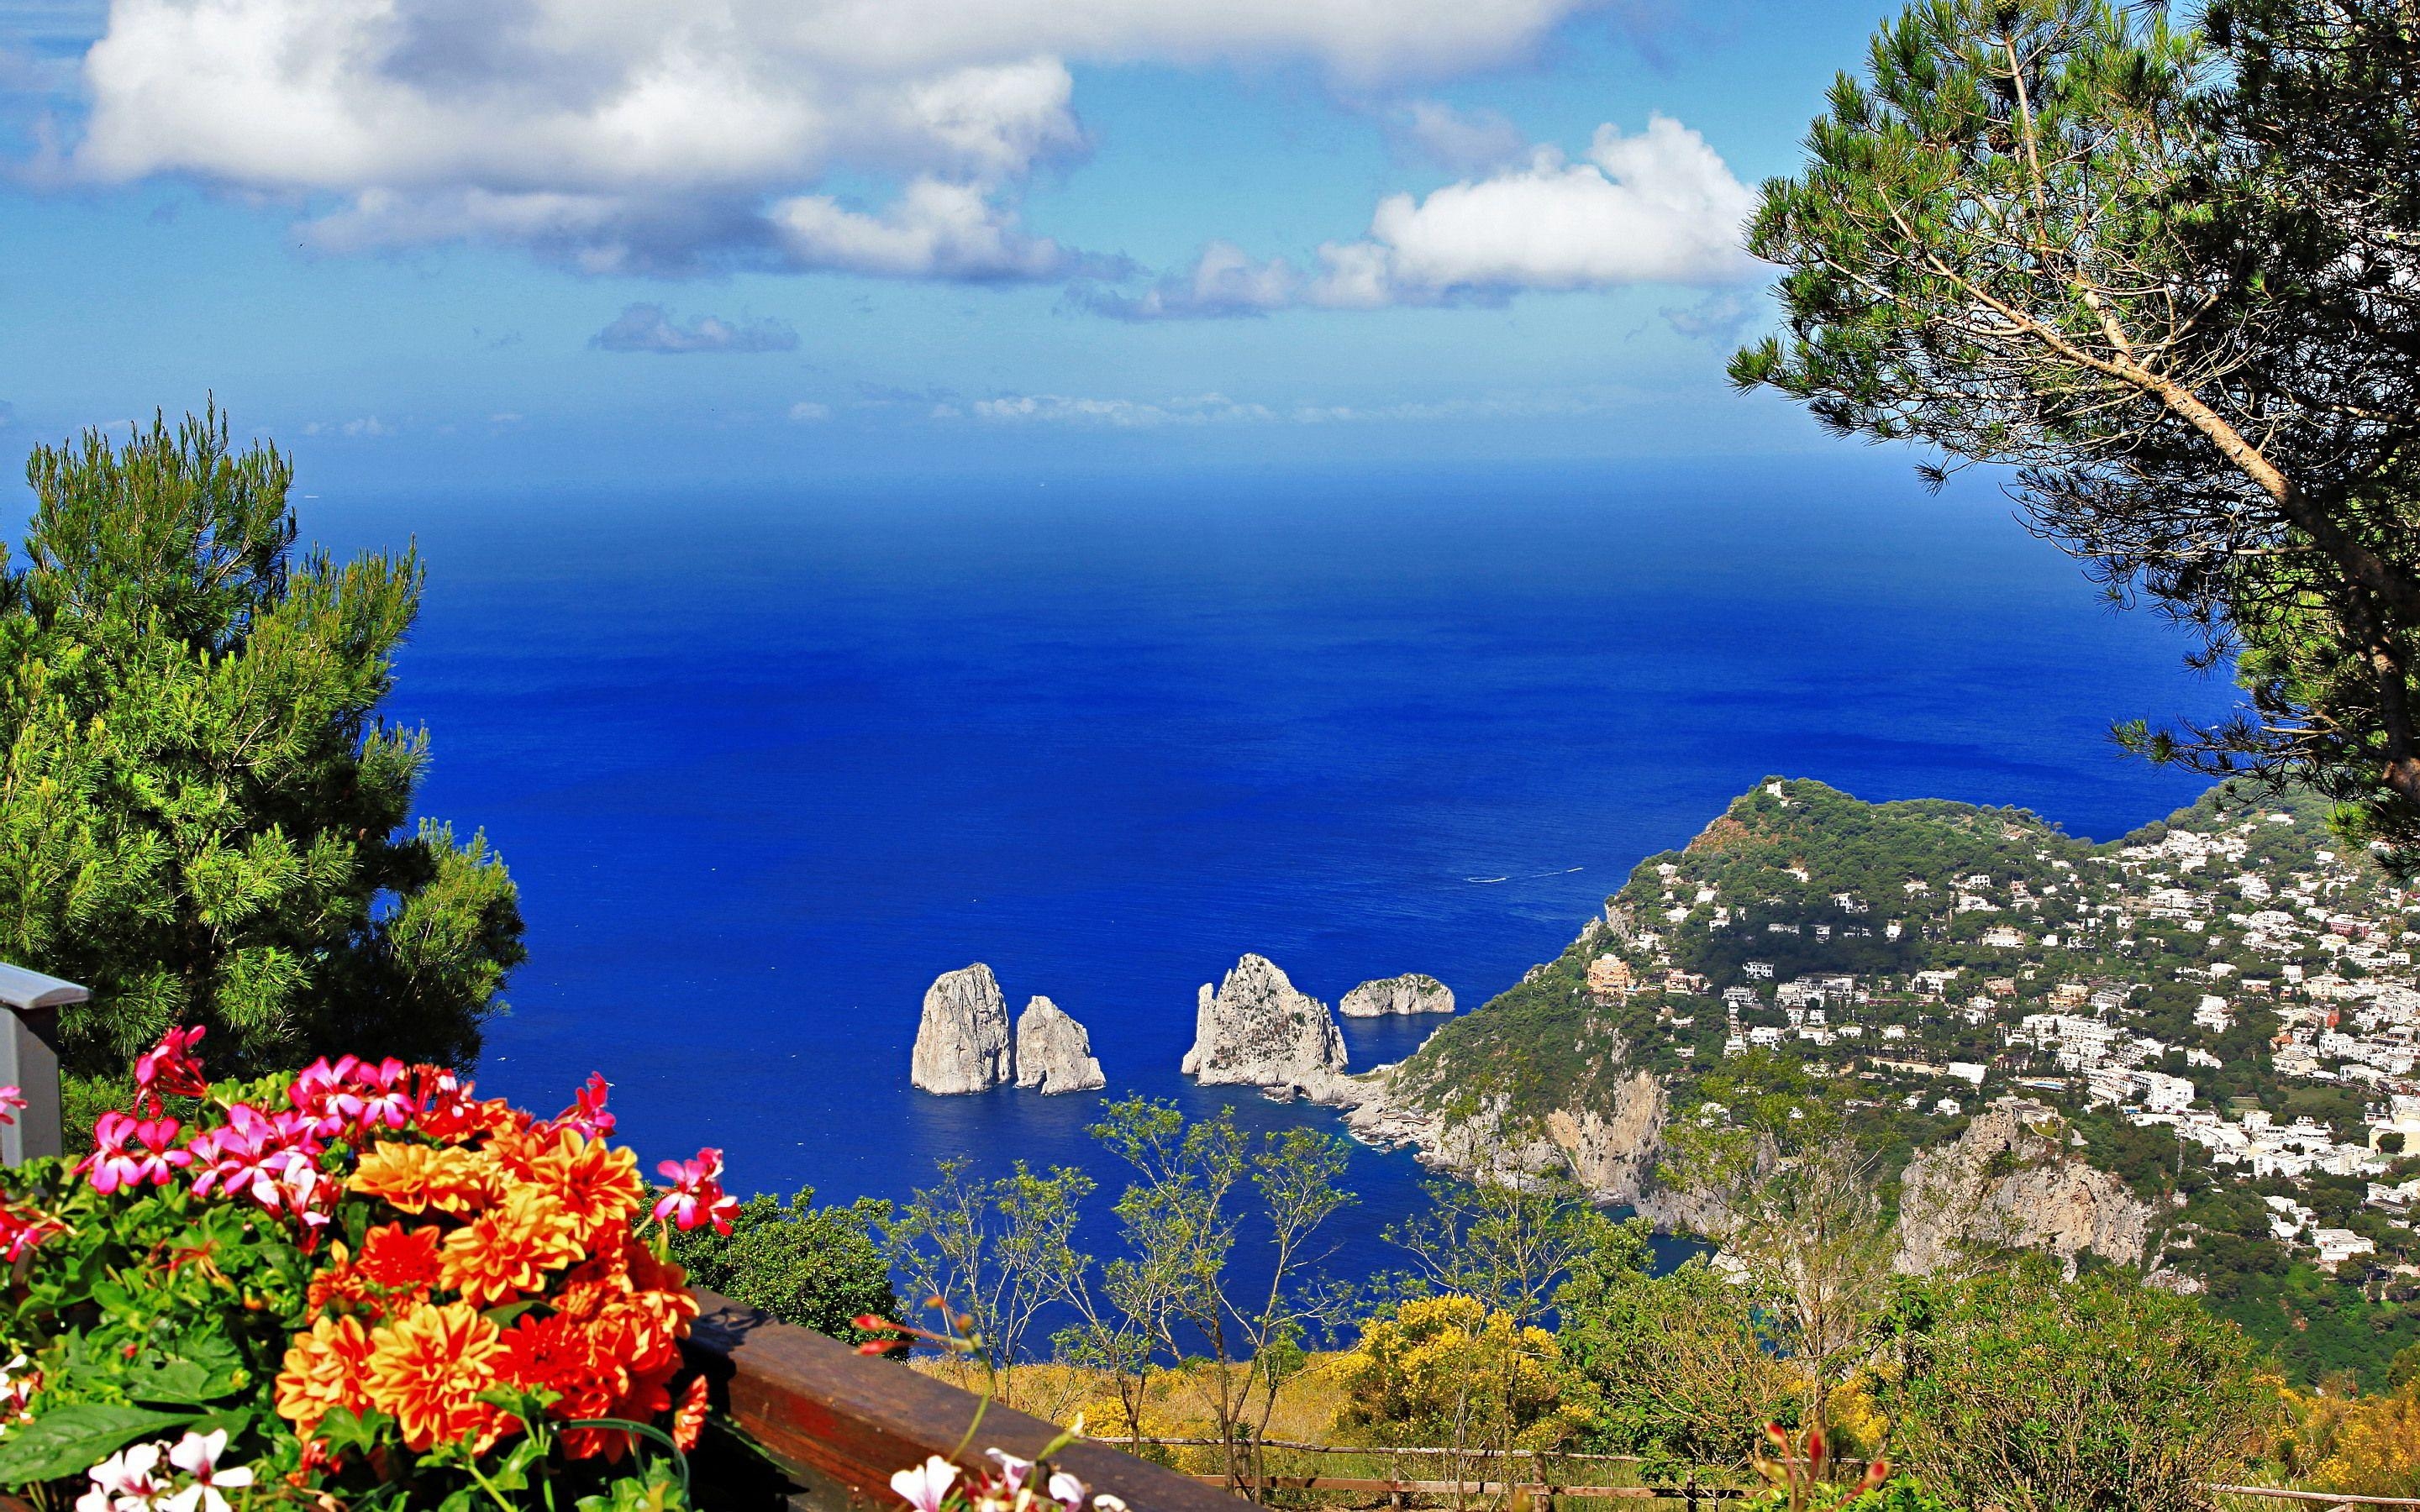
[1733,0,2420,866]
[666,1185,900,1343]
[1877,1259,2275,1512]
[879,1156,1095,1397]
[0,408,523,1080]
[1556,1249,1799,1471]
[1665,1070,1897,1443]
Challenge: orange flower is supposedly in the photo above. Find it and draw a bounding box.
[439,1186,583,1307]
[306,1223,445,1322]
[358,1222,445,1290]
[362,1302,508,1452]
[350,1141,499,1216]
[671,1373,710,1452]
[274,1313,374,1437]
[528,1130,645,1245]
[497,1311,619,1420]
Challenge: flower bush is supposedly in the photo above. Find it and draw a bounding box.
[0,1030,739,1510]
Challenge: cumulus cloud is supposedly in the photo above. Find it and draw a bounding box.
[48,0,1618,276]
[1094,113,1757,317]
[591,303,800,354]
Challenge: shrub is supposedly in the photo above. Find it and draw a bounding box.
[1876,1259,2276,1512]
[668,1185,898,1342]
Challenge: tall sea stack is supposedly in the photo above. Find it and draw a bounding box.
[1014,996,1107,1094]
[911,963,1015,1094]
[1181,953,1351,1102]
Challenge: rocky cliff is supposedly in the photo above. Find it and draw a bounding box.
[1182,954,1353,1102]
[1014,996,1107,1095]
[1895,1098,2162,1275]
[1339,974,1455,1018]
[910,963,1016,1095]
[1341,1050,1679,1214]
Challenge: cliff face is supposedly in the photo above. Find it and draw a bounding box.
[1342,1048,1678,1212]
[1895,1098,2161,1274]
[1340,974,1455,1018]
[911,964,1016,1095]
[1015,996,1107,1095]
[1182,954,1352,1102]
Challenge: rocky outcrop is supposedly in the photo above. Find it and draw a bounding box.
[1339,1058,1680,1215]
[911,964,1015,1095]
[1895,1098,2160,1274]
[1015,996,1106,1095]
[1339,974,1455,1018]
[1182,954,1351,1102]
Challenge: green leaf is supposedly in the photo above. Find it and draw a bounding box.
[0,1402,202,1483]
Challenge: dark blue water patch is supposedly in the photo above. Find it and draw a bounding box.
[287,455,2232,1312]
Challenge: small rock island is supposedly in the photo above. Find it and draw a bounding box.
[1339,973,1455,1017]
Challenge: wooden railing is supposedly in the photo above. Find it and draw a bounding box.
[681,1291,1253,1512]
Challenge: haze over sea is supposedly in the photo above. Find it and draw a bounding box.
[302,454,2233,1287]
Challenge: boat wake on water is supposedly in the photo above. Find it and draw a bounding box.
[1462,866,1585,884]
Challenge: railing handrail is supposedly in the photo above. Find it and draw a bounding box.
[682,1290,1251,1511]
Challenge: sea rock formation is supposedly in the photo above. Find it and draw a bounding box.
[1339,974,1455,1018]
[1895,1098,2160,1274]
[910,964,1015,1095]
[1181,954,1352,1102]
[1015,996,1107,1095]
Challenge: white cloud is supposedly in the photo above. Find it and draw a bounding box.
[591,303,799,354]
[788,400,832,422]
[771,176,1076,280]
[1660,290,1756,341]
[971,391,1277,427]
[1095,113,1757,317]
[48,0,1618,275]
[1387,100,1528,172]
[962,387,1630,425]
[302,416,394,437]
[1076,239,1302,319]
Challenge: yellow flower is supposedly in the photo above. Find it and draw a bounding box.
[439,1186,584,1307]
[350,1141,500,1216]
[273,1314,374,1438]
[528,1130,646,1246]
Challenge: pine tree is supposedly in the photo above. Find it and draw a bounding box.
[0,405,523,1085]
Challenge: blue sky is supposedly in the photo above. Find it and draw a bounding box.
[0,1,1907,486]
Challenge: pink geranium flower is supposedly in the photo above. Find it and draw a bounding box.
[551,1073,617,1140]
[0,1085,24,1127]
[80,1113,192,1194]
[132,1026,208,1117]
[350,1058,418,1132]
[653,1147,739,1235]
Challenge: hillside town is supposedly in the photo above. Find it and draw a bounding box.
[1581,780,2420,1279]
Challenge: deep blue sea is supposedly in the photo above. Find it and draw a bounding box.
[296,455,2232,1305]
